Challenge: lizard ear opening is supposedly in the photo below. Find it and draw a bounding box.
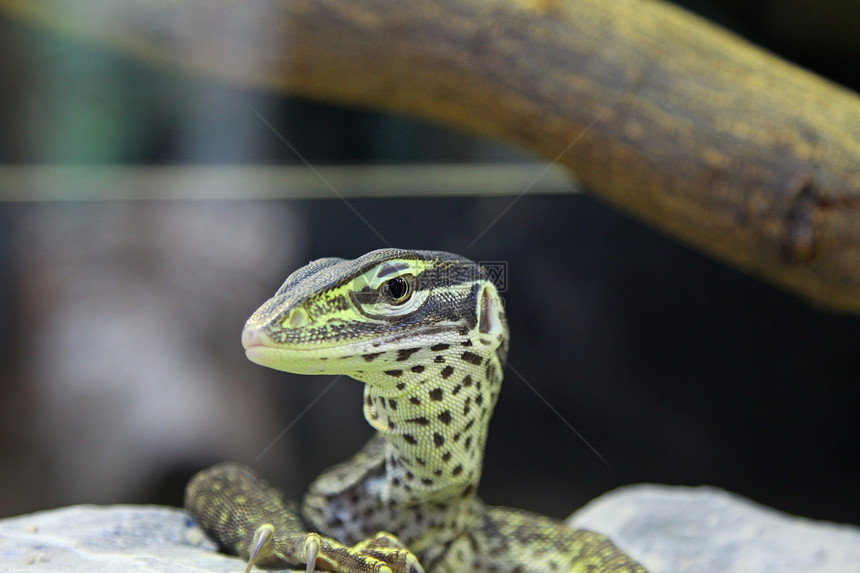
[478,284,503,336]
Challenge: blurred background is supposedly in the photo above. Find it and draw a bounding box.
[0,1,858,526]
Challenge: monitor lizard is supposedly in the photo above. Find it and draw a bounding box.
[185,248,647,573]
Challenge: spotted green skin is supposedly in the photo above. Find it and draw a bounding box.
[185,249,647,573]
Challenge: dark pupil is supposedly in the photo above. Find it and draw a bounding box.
[385,277,409,301]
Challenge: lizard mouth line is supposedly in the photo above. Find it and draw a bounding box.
[242,323,458,355]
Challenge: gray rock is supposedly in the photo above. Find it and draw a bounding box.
[568,484,860,573]
[1,486,858,572]
[0,504,264,573]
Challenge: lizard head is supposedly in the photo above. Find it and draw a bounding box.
[241,248,508,385]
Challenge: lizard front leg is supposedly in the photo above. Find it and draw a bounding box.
[185,463,424,573]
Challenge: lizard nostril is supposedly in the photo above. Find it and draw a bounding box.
[287,306,309,328]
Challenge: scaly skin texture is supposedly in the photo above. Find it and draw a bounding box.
[185,248,647,573]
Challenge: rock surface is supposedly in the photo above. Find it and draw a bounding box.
[569,484,860,573]
[0,504,254,573]
[1,485,858,572]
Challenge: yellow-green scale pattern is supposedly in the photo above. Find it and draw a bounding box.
[185,248,648,573]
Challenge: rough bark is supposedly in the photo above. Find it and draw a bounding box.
[2,0,860,312]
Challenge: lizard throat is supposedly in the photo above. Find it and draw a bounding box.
[359,342,504,503]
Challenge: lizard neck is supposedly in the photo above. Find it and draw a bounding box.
[357,337,505,504]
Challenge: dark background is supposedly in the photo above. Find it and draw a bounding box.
[0,1,858,525]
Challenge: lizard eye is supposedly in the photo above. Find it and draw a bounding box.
[382,276,412,304]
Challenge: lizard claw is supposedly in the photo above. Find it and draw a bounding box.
[246,524,274,573]
[304,533,321,573]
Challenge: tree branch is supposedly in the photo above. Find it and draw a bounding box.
[3,0,860,312]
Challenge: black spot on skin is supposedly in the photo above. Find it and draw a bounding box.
[461,340,473,347]
[403,434,418,445]
[431,343,450,352]
[461,351,483,365]
[452,384,462,395]
[438,410,452,425]
[442,451,452,462]
[466,530,479,549]
[452,464,463,476]
[429,388,444,401]
[389,420,397,430]
[475,394,484,406]
[389,399,398,410]
[384,369,403,377]
[434,355,446,364]
[465,436,472,449]
[433,433,445,447]
[416,457,426,466]
[434,469,443,477]
[406,417,430,426]
[463,375,473,386]
[396,382,407,391]
[411,365,425,373]
[421,478,434,486]
[409,396,421,406]
[397,348,421,361]
[366,395,373,407]
[464,419,475,432]
[441,366,454,379]
[463,403,471,416]
[362,352,382,362]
